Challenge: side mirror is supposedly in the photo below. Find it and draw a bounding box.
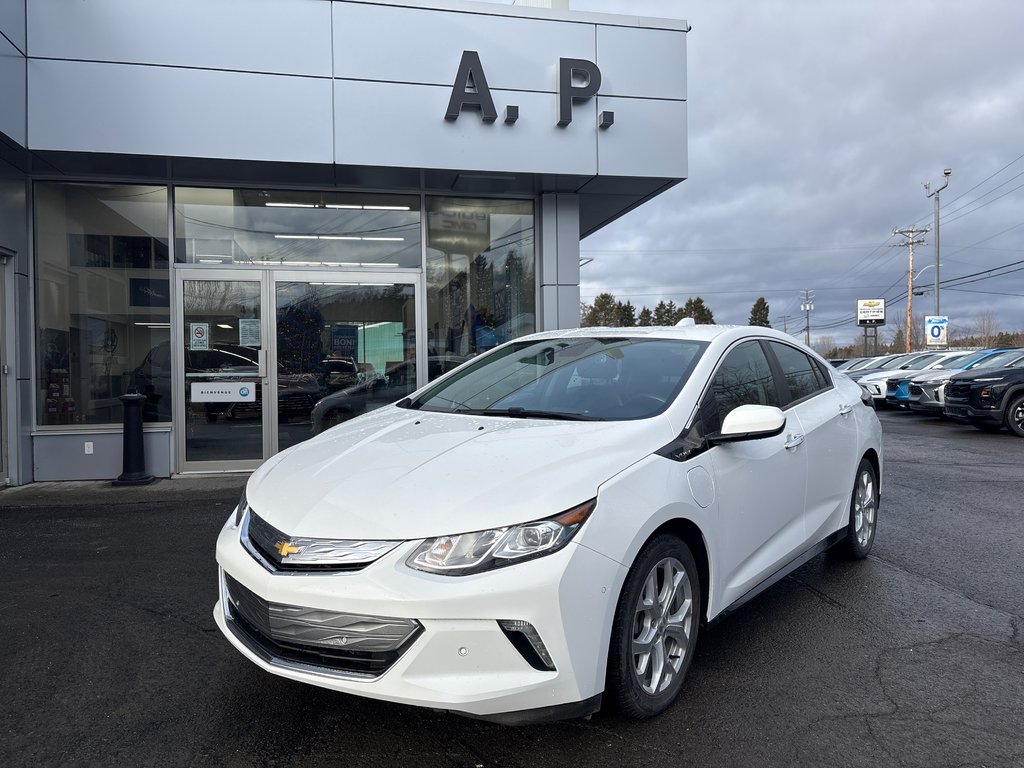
[707,404,786,445]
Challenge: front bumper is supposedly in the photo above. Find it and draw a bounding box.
[214,515,624,721]
[942,399,1002,424]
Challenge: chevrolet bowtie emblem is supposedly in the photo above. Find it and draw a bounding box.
[275,540,301,557]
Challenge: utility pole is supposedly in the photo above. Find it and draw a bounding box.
[892,226,929,352]
[780,315,790,334]
[924,168,951,316]
[800,290,814,347]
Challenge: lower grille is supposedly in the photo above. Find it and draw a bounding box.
[947,382,971,399]
[223,573,421,678]
[909,384,923,396]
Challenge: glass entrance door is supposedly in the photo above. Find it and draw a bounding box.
[273,276,418,451]
[177,273,268,471]
[175,269,418,471]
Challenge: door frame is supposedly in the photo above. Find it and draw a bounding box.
[173,267,421,473]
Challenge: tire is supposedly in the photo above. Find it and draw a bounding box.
[607,534,701,719]
[1005,393,1024,438]
[833,458,879,560]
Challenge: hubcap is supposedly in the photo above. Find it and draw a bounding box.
[631,557,693,696]
[853,469,876,548]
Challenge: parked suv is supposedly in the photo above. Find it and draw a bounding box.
[908,349,1024,415]
[944,356,1024,435]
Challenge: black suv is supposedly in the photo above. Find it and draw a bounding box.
[944,358,1024,436]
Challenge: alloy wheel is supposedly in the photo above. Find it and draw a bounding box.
[853,468,876,548]
[631,557,693,696]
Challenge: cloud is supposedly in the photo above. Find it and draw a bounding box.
[573,0,1024,343]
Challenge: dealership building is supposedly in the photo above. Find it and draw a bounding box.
[0,0,687,484]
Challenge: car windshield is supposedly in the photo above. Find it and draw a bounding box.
[875,355,913,370]
[406,337,708,420]
[971,349,1024,369]
[903,354,942,370]
[930,352,972,369]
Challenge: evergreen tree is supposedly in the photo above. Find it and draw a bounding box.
[615,300,637,327]
[652,300,678,325]
[681,296,715,324]
[580,292,619,327]
[748,297,771,327]
[637,306,653,326]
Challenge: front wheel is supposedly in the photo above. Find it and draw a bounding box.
[607,534,701,719]
[833,458,879,560]
[1003,394,1024,437]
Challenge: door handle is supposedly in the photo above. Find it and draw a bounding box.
[785,433,805,450]
[839,403,853,416]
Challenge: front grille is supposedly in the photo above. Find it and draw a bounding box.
[244,511,399,573]
[223,573,421,678]
[909,384,923,396]
[947,382,972,400]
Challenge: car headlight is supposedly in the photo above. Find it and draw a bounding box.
[407,499,596,576]
[234,485,250,528]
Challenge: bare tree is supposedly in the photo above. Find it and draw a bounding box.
[973,311,999,348]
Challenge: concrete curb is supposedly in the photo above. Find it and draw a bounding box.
[0,474,249,508]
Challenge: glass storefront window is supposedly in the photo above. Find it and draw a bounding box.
[34,183,170,425]
[425,197,535,375]
[174,188,421,269]
[275,282,416,451]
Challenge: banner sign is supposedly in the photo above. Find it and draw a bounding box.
[925,316,948,346]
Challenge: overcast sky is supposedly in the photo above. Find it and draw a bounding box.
[511,0,1024,346]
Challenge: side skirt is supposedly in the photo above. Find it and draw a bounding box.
[707,526,848,627]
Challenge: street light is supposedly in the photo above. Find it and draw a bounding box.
[911,263,942,295]
[924,168,951,316]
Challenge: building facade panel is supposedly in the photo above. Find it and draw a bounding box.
[333,1,595,91]
[596,96,687,178]
[596,24,687,101]
[0,34,26,145]
[0,0,25,54]
[334,79,597,175]
[28,60,335,163]
[27,0,332,77]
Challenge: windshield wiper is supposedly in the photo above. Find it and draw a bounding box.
[472,407,600,421]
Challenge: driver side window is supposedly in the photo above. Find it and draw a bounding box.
[707,341,780,430]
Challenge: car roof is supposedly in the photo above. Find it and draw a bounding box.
[516,324,804,346]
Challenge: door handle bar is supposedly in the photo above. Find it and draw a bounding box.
[785,433,805,450]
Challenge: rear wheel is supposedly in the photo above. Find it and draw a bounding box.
[1004,394,1024,437]
[608,534,700,719]
[833,458,878,560]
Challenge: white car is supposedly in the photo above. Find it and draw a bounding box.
[214,324,882,723]
[856,350,960,405]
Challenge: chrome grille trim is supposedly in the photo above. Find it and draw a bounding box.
[242,510,401,573]
[221,572,421,679]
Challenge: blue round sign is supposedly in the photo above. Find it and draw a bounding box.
[239,387,250,397]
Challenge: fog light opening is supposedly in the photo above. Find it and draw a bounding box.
[498,619,556,672]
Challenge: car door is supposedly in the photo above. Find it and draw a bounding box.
[703,340,809,609]
[766,341,859,544]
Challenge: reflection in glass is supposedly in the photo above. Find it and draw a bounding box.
[182,280,263,463]
[174,188,421,268]
[426,198,535,377]
[275,282,417,451]
[34,183,170,425]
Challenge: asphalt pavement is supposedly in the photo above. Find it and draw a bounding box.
[2,410,1022,767]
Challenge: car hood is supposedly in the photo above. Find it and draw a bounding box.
[246,406,671,540]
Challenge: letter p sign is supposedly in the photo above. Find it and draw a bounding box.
[558,58,602,126]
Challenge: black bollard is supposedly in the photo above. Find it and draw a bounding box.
[113,386,156,486]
